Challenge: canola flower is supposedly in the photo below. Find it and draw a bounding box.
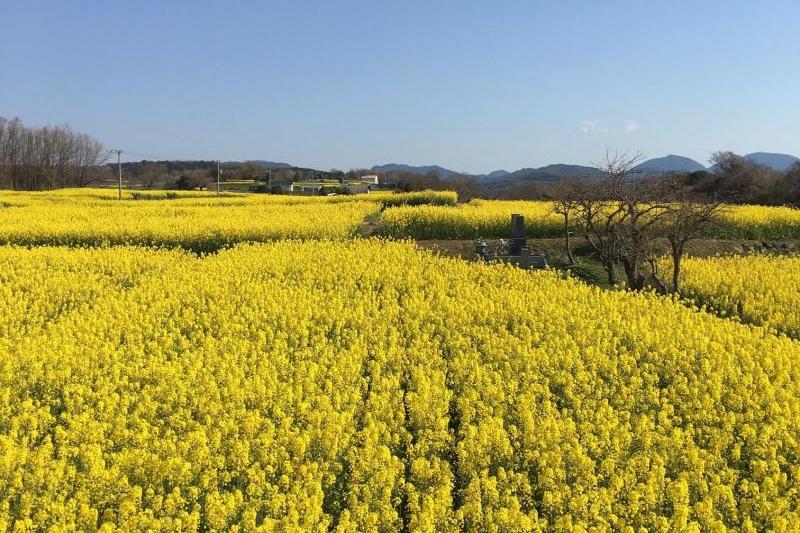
[381,199,800,241]
[0,241,798,531]
[0,199,378,252]
[713,205,800,240]
[0,189,458,252]
[381,200,563,239]
[674,254,800,338]
[359,189,457,207]
[0,188,456,207]
[0,187,239,204]
[0,188,466,251]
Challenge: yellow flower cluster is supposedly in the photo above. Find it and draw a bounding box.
[1,241,798,531]
[0,187,237,203]
[0,200,377,252]
[382,200,562,239]
[675,254,800,338]
[715,205,800,240]
[362,189,457,207]
[0,189,460,252]
[381,199,800,240]
[0,191,386,252]
[0,187,456,207]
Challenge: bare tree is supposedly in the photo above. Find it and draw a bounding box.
[185,168,214,190]
[137,162,168,189]
[551,180,582,265]
[706,151,780,204]
[571,151,654,287]
[0,116,106,190]
[647,189,724,293]
[566,151,727,292]
[774,162,800,206]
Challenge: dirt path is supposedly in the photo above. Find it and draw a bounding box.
[356,212,385,237]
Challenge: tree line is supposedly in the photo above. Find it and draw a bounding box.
[113,161,370,191]
[0,116,107,190]
[2,115,797,206]
[684,151,800,206]
[390,152,800,206]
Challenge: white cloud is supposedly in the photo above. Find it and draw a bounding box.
[579,120,614,134]
[625,120,639,132]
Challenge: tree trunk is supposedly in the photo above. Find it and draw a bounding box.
[621,258,644,291]
[671,241,683,293]
[563,211,575,265]
[647,257,669,294]
[605,261,617,285]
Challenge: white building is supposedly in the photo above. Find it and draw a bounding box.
[289,183,323,193]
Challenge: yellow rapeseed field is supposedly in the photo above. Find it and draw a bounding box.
[1,241,798,531]
[0,189,458,251]
[0,189,429,252]
[381,199,800,240]
[675,254,800,338]
[0,199,378,251]
[382,200,562,239]
[0,188,239,204]
[714,205,800,240]
[0,187,456,207]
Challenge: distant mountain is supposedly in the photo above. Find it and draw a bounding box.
[483,169,510,180]
[244,160,293,169]
[477,163,604,191]
[370,163,461,178]
[498,164,603,183]
[743,152,799,171]
[371,162,603,186]
[634,155,706,175]
[369,152,800,190]
[534,164,605,179]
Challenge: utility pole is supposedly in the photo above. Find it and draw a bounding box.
[216,160,221,196]
[109,149,123,199]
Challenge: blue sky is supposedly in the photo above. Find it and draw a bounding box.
[1,1,798,173]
